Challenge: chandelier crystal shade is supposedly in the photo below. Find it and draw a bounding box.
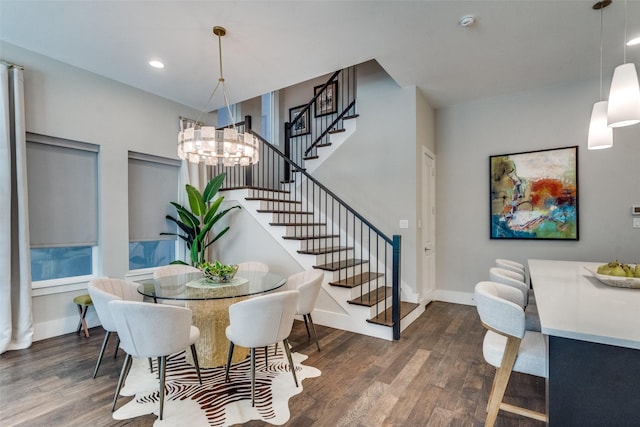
[177,26,259,166]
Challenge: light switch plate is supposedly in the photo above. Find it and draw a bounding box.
[634,218,640,229]
[399,220,409,229]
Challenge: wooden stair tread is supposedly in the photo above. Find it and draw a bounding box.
[328,128,345,134]
[245,197,301,203]
[366,302,421,327]
[314,259,369,271]
[348,287,392,307]
[329,272,384,288]
[282,234,339,241]
[303,155,319,160]
[256,209,313,214]
[269,222,326,226]
[316,143,332,148]
[297,246,352,255]
[343,114,360,120]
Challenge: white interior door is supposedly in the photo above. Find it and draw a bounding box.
[421,149,436,302]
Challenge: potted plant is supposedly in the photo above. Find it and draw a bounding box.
[161,172,241,267]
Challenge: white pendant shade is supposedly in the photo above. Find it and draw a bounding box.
[588,101,613,150]
[607,63,640,128]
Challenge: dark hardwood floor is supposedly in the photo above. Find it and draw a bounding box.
[0,302,545,426]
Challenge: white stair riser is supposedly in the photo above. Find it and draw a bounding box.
[328,264,370,281]
[258,201,304,211]
[271,212,315,223]
[284,225,326,237]
[311,249,354,265]
[298,237,341,250]
[248,189,292,200]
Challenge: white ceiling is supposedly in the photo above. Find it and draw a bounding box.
[1,0,639,110]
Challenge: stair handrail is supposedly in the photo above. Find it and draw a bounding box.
[304,99,356,157]
[249,129,403,339]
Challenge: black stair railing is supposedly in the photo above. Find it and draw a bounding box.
[209,127,403,339]
[283,66,357,182]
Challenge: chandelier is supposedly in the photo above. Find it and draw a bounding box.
[177,26,259,166]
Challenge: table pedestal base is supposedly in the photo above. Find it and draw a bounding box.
[186,297,249,368]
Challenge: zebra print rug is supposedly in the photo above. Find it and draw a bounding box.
[112,346,320,426]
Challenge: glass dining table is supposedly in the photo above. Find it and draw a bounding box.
[138,270,286,368]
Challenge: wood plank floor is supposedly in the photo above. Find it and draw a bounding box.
[0,302,545,426]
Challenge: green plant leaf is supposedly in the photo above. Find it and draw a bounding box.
[209,205,242,225]
[186,184,206,216]
[202,173,226,203]
[203,196,224,224]
[170,203,199,231]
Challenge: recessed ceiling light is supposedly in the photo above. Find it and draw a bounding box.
[627,36,640,47]
[149,60,165,69]
[458,15,475,27]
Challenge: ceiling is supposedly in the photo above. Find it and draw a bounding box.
[1,1,639,111]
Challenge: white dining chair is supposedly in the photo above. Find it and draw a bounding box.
[153,264,201,306]
[109,300,202,421]
[495,258,528,282]
[288,269,324,351]
[237,261,269,272]
[489,267,540,332]
[474,281,547,427]
[225,290,300,407]
[88,278,143,378]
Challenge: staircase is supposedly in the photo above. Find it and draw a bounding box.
[213,67,420,340]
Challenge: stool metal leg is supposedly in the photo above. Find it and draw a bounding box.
[76,304,90,338]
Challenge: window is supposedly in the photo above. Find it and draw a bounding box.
[26,133,99,282]
[128,152,180,270]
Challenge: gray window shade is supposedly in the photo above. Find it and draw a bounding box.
[26,134,99,248]
[128,152,181,242]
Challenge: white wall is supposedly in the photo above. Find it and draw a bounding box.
[435,78,640,302]
[2,42,209,339]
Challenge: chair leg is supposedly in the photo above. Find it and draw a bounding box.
[190,344,202,385]
[306,313,321,351]
[282,339,298,388]
[159,355,167,420]
[76,304,90,337]
[485,336,520,427]
[264,346,268,366]
[250,347,256,407]
[112,353,132,412]
[114,337,120,359]
[148,358,153,373]
[225,341,235,382]
[303,315,311,339]
[93,331,112,378]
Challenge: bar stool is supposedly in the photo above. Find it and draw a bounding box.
[73,294,93,338]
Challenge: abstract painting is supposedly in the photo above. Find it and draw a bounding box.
[489,146,578,240]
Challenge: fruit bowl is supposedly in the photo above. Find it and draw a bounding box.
[584,267,640,289]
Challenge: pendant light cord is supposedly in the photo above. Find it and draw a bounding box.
[599,5,604,100]
[623,0,628,64]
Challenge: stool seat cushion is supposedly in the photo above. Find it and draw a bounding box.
[483,330,547,378]
[74,294,93,306]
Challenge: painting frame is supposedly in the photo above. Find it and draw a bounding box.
[289,105,310,137]
[314,81,338,117]
[489,145,579,241]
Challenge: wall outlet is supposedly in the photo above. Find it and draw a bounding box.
[399,220,409,229]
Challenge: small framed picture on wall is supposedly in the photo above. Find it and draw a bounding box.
[314,81,338,116]
[289,105,310,137]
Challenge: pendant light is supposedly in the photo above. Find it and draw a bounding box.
[588,0,613,149]
[177,26,259,166]
[607,0,640,128]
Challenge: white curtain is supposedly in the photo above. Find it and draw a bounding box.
[0,63,33,354]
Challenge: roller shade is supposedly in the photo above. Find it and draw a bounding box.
[26,134,99,248]
[128,151,180,242]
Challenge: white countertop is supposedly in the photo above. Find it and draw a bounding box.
[528,259,640,350]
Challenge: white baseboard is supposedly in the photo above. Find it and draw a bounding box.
[33,311,100,342]
[433,290,475,306]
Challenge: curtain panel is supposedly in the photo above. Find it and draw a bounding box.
[0,63,33,354]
